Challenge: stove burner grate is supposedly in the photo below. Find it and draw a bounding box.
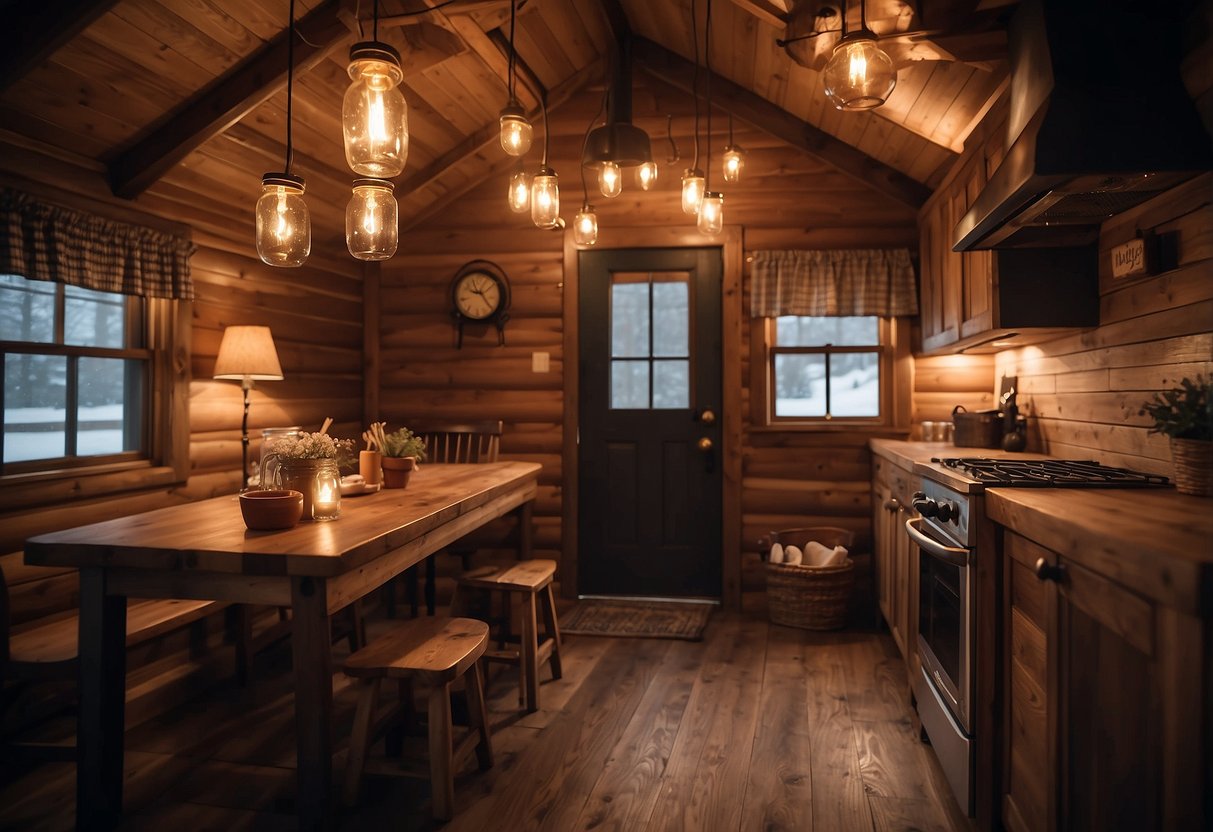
[931,457,1170,487]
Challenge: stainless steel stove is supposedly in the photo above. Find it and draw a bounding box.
[931,457,1169,488]
[908,455,1168,817]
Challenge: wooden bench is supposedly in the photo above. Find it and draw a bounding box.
[1,552,229,760]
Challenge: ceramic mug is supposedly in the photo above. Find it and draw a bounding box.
[359,450,383,485]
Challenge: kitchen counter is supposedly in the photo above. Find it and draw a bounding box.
[870,439,1213,614]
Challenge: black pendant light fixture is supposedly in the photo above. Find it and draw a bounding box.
[582,37,653,197]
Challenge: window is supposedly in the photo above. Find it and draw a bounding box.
[610,272,691,410]
[0,274,188,502]
[2,275,147,468]
[754,315,901,427]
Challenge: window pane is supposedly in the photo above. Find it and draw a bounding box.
[5,353,67,462]
[829,352,880,416]
[776,316,878,347]
[0,274,55,343]
[611,360,649,409]
[611,282,649,358]
[65,285,126,348]
[78,357,141,455]
[653,360,689,409]
[652,279,688,357]
[774,353,826,417]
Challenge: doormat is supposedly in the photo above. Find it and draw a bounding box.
[561,599,713,641]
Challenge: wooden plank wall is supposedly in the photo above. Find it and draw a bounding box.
[994,174,1213,477]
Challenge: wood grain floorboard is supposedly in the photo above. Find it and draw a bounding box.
[0,608,969,832]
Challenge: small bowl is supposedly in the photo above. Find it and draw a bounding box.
[240,489,304,531]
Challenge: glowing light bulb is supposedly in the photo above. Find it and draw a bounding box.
[722,146,744,183]
[574,205,598,246]
[681,169,705,215]
[346,178,397,261]
[499,103,532,156]
[508,169,531,213]
[531,167,560,228]
[823,35,896,111]
[697,191,724,235]
[599,162,622,198]
[256,174,309,267]
[343,43,409,176]
[636,161,658,191]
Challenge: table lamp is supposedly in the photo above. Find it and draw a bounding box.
[213,325,284,490]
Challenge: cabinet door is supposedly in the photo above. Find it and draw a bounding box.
[920,199,961,352]
[873,479,895,626]
[959,161,995,339]
[1003,533,1054,832]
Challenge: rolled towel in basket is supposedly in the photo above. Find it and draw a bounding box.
[768,542,784,564]
[803,541,849,568]
[783,545,803,565]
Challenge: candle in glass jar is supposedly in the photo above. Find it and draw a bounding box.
[313,479,340,520]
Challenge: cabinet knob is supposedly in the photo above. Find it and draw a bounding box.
[1033,557,1065,582]
[884,498,901,511]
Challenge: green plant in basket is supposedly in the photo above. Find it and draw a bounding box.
[1140,376,1212,441]
[382,426,427,461]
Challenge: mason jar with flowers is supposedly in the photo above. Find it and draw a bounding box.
[260,432,354,520]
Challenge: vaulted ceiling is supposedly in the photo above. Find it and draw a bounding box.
[0,0,1013,260]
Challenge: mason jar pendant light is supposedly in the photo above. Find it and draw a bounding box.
[531,92,560,228]
[681,0,707,217]
[508,167,531,213]
[598,161,622,198]
[346,178,398,260]
[498,0,532,156]
[697,0,724,236]
[574,204,598,245]
[343,1,408,177]
[722,114,744,183]
[636,160,658,190]
[681,170,705,214]
[823,0,896,111]
[256,0,309,267]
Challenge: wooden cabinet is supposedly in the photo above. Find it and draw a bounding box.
[871,455,918,673]
[1001,530,1205,832]
[916,96,1097,355]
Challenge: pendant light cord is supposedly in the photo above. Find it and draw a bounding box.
[580,87,608,205]
[691,0,699,170]
[704,0,712,191]
[373,0,379,41]
[507,0,517,101]
[285,0,296,174]
[540,90,549,167]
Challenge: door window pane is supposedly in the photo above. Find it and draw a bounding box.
[776,315,878,347]
[652,280,688,357]
[65,285,126,348]
[611,282,649,357]
[829,352,880,416]
[652,360,689,408]
[774,353,826,417]
[611,360,649,409]
[0,275,55,343]
[5,353,67,462]
[78,357,141,455]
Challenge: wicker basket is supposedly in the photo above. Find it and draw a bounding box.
[951,405,1002,448]
[765,526,855,630]
[1171,437,1213,497]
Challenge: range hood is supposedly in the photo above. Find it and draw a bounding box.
[954,0,1212,251]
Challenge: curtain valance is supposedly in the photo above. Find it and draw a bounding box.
[750,248,917,317]
[1,189,196,300]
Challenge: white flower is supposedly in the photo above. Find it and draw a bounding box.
[272,432,353,460]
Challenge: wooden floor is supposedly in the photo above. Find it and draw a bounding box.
[0,597,969,831]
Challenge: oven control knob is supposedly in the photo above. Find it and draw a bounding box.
[911,492,938,518]
[936,501,956,523]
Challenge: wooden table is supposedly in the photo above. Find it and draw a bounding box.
[24,461,541,831]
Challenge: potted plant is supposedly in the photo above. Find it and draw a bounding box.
[379,426,427,489]
[1141,376,1212,496]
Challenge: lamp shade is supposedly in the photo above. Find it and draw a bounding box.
[213,326,284,381]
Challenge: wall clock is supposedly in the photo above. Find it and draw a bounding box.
[450,260,511,348]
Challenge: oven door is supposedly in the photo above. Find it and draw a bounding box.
[905,516,973,734]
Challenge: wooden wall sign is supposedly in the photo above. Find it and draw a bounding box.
[1111,236,1147,279]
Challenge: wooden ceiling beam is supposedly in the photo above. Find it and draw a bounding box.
[107,0,351,200]
[0,0,121,93]
[631,37,934,207]
[398,58,603,232]
[420,0,541,110]
[726,0,789,29]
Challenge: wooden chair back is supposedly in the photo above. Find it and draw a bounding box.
[408,420,502,464]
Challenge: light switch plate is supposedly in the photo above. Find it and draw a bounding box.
[532,351,550,373]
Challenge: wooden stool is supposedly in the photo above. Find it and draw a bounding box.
[451,559,562,713]
[342,617,493,821]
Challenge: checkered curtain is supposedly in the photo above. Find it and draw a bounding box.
[1,189,195,300]
[750,249,918,317]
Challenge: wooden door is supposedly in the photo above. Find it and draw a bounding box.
[577,247,722,598]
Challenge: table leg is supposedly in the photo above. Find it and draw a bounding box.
[77,568,126,831]
[290,576,334,830]
[516,500,533,560]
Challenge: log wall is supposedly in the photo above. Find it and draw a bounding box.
[994,174,1213,476]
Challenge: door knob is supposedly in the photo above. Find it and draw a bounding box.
[697,437,713,451]
[697,408,717,425]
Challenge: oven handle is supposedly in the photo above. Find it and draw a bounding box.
[905,517,971,568]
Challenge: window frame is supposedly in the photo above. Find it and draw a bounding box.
[749,314,912,432]
[0,289,190,509]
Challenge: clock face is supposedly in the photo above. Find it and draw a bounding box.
[454,271,502,320]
